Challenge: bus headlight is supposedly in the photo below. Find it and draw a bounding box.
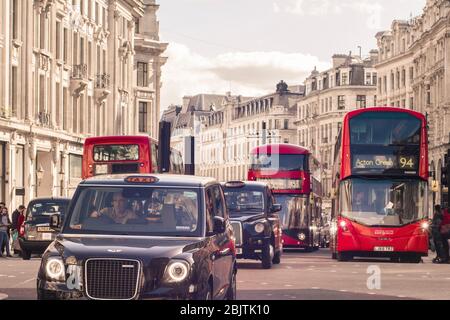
[45,257,65,281]
[164,260,190,283]
[254,223,265,233]
[421,222,430,231]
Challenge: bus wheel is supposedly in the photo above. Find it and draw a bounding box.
[331,252,337,260]
[337,252,352,262]
[402,255,422,264]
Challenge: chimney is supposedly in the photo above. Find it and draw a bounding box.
[332,54,348,68]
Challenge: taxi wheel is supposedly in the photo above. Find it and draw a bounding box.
[226,272,237,300]
[197,282,213,300]
[21,249,31,260]
[261,244,273,269]
[37,289,56,300]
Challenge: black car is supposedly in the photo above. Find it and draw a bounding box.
[19,197,71,260]
[37,174,236,300]
[222,181,283,269]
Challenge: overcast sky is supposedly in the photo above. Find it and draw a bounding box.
[157,0,426,111]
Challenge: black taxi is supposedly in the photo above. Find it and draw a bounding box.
[221,181,283,269]
[36,174,236,300]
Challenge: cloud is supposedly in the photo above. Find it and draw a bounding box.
[160,42,330,111]
[274,0,384,29]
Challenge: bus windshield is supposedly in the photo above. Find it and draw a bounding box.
[340,178,428,226]
[93,144,140,162]
[274,195,308,229]
[350,112,421,146]
[251,154,306,171]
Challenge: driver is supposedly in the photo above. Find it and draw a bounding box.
[90,192,138,224]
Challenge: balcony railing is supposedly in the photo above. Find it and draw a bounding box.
[37,111,51,127]
[72,64,88,79]
[95,74,110,89]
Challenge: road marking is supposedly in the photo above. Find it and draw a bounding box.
[339,290,348,292]
[397,274,404,277]
[397,295,406,298]
[12,278,36,288]
[7,276,15,278]
[330,270,337,273]
[285,266,292,269]
[368,292,377,295]
[260,282,268,285]
[0,293,8,300]
[311,287,320,290]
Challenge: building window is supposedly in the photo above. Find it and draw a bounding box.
[69,154,82,183]
[341,73,348,86]
[426,84,431,105]
[139,102,148,133]
[284,119,289,130]
[137,62,148,87]
[338,96,345,110]
[12,0,18,39]
[135,19,140,34]
[356,95,366,109]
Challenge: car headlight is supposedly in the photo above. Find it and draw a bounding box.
[45,257,65,281]
[254,223,265,233]
[164,260,190,283]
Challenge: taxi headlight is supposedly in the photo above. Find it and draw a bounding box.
[45,257,65,281]
[254,223,265,234]
[164,260,190,283]
[298,233,306,241]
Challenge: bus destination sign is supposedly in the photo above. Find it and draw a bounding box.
[353,155,418,171]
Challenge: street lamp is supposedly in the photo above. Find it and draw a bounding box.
[36,165,44,186]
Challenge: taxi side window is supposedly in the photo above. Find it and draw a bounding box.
[212,185,225,218]
[267,188,275,211]
[205,188,215,233]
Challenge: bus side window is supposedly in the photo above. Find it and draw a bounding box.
[151,143,158,173]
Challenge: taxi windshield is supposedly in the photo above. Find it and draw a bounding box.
[65,186,202,237]
[223,189,265,214]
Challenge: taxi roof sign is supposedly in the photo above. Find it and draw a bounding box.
[125,176,159,184]
[224,181,245,188]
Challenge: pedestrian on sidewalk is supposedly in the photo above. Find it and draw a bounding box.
[11,205,26,255]
[431,205,449,263]
[0,207,12,258]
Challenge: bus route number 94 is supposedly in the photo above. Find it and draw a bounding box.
[399,157,415,169]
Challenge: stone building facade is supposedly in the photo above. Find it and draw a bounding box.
[0,0,166,209]
[295,53,378,215]
[375,0,450,205]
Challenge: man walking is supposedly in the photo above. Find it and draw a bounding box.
[0,207,12,258]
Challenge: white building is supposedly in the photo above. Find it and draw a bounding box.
[375,0,450,205]
[0,0,166,209]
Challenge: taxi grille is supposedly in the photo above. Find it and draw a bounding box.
[85,259,140,300]
[231,222,243,246]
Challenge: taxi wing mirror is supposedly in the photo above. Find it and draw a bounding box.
[271,204,282,213]
[50,214,61,229]
[213,216,226,234]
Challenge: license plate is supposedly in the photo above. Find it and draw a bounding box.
[374,246,394,252]
[236,248,242,255]
[38,226,52,232]
[41,233,53,241]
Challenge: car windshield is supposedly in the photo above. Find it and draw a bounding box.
[340,178,428,226]
[274,195,308,229]
[224,189,264,214]
[27,201,68,219]
[65,187,202,237]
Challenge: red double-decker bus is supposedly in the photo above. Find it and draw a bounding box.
[330,107,429,263]
[248,144,322,251]
[82,136,183,179]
